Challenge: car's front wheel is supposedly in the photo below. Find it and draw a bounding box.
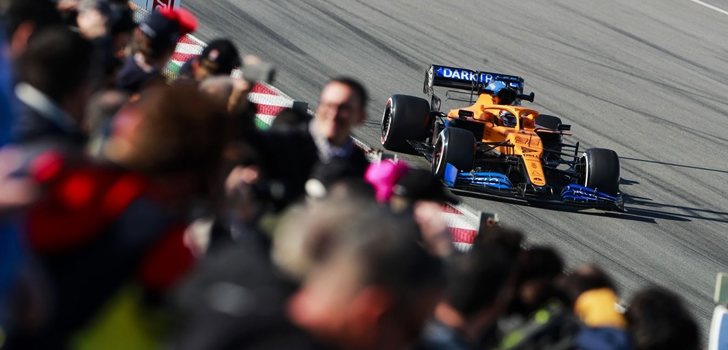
[578,148,620,195]
[432,127,475,178]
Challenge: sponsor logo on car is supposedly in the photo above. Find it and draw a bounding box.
[436,67,498,84]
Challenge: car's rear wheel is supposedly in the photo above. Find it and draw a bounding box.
[432,127,475,178]
[381,94,431,153]
[578,148,620,195]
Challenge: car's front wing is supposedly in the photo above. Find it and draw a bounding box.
[443,163,625,212]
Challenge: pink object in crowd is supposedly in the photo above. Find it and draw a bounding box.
[364,160,410,203]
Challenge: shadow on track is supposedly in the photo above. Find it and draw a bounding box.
[621,156,728,176]
[619,158,728,223]
[451,188,665,224]
[450,179,728,224]
[622,194,728,224]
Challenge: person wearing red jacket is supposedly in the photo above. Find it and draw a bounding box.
[6,84,226,349]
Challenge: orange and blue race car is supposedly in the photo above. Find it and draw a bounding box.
[380,64,624,211]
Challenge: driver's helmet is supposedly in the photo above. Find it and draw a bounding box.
[499,110,517,127]
[487,80,518,105]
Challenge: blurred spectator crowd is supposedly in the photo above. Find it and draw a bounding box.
[0,0,702,349]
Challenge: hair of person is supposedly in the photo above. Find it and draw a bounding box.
[78,0,136,36]
[626,286,700,350]
[519,245,564,281]
[325,178,376,201]
[4,0,62,36]
[18,27,95,102]
[333,204,444,336]
[273,197,385,281]
[273,197,443,293]
[559,264,617,305]
[327,76,368,109]
[270,108,311,130]
[199,76,234,109]
[342,207,443,291]
[473,225,524,260]
[134,25,175,62]
[120,84,227,180]
[277,199,443,344]
[197,76,257,150]
[443,244,514,318]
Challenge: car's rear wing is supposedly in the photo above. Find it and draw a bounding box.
[423,64,524,95]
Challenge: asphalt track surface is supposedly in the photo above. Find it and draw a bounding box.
[186,0,728,336]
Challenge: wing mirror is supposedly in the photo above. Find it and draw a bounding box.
[518,92,535,102]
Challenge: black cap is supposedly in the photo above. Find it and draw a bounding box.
[139,9,180,51]
[199,39,241,75]
[392,168,460,204]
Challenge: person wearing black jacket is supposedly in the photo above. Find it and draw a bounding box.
[299,77,370,197]
[246,77,370,210]
[11,28,94,156]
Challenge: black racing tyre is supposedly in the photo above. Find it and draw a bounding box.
[578,148,620,195]
[430,120,444,146]
[535,114,563,157]
[380,94,432,153]
[432,127,475,178]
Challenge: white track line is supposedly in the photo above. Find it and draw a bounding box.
[442,212,478,231]
[453,242,473,252]
[173,42,204,55]
[690,0,728,16]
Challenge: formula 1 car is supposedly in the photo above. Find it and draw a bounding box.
[380,64,624,211]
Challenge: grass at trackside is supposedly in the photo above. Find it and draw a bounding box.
[166,62,181,75]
